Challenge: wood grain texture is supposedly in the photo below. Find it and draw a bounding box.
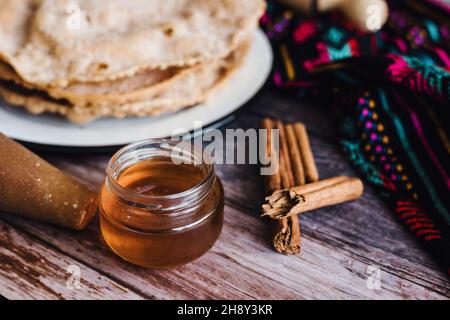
[0,220,143,300]
[0,90,449,299]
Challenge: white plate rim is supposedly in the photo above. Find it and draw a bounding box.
[0,29,273,148]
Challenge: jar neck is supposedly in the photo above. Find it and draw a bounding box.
[106,139,216,215]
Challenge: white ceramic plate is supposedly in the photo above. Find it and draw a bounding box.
[0,29,272,148]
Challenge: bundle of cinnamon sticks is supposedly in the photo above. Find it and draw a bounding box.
[260,118,363,255]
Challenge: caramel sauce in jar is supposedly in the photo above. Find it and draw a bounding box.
[99,140,224,268]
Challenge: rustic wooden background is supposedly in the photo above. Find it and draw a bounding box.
[0,89,449,299]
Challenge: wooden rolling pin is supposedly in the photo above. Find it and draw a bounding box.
[279,0,388,32]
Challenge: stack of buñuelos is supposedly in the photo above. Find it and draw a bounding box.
[0,0,264,123]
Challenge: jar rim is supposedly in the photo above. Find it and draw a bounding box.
[106,138,215,206]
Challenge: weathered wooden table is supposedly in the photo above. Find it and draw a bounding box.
[0,89,449,299]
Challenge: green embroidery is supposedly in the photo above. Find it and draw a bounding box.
[378,89,450,224]
[341,139,383,185]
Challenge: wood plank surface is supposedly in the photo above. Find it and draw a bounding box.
[0,220,143,300]
[0,90,449,299]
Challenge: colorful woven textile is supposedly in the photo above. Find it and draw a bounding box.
[261,0,450,277]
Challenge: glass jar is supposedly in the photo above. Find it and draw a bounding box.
[99,139,224,268]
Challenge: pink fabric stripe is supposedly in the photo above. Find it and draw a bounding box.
[395,94,450,190]
[424,0,450,14]
[432,47,450,68]
[394,38,408,53]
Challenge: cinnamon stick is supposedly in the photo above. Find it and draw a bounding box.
[286,122,320,253]
[294,123,319,183]
[262,177,364,219]
[261,118,301,255]
[275,121,295,189]
[285,124,305,186]
[270,176,349,200]
[273,217,301,255]
[261,118,280,193]
[276,121,301,254]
